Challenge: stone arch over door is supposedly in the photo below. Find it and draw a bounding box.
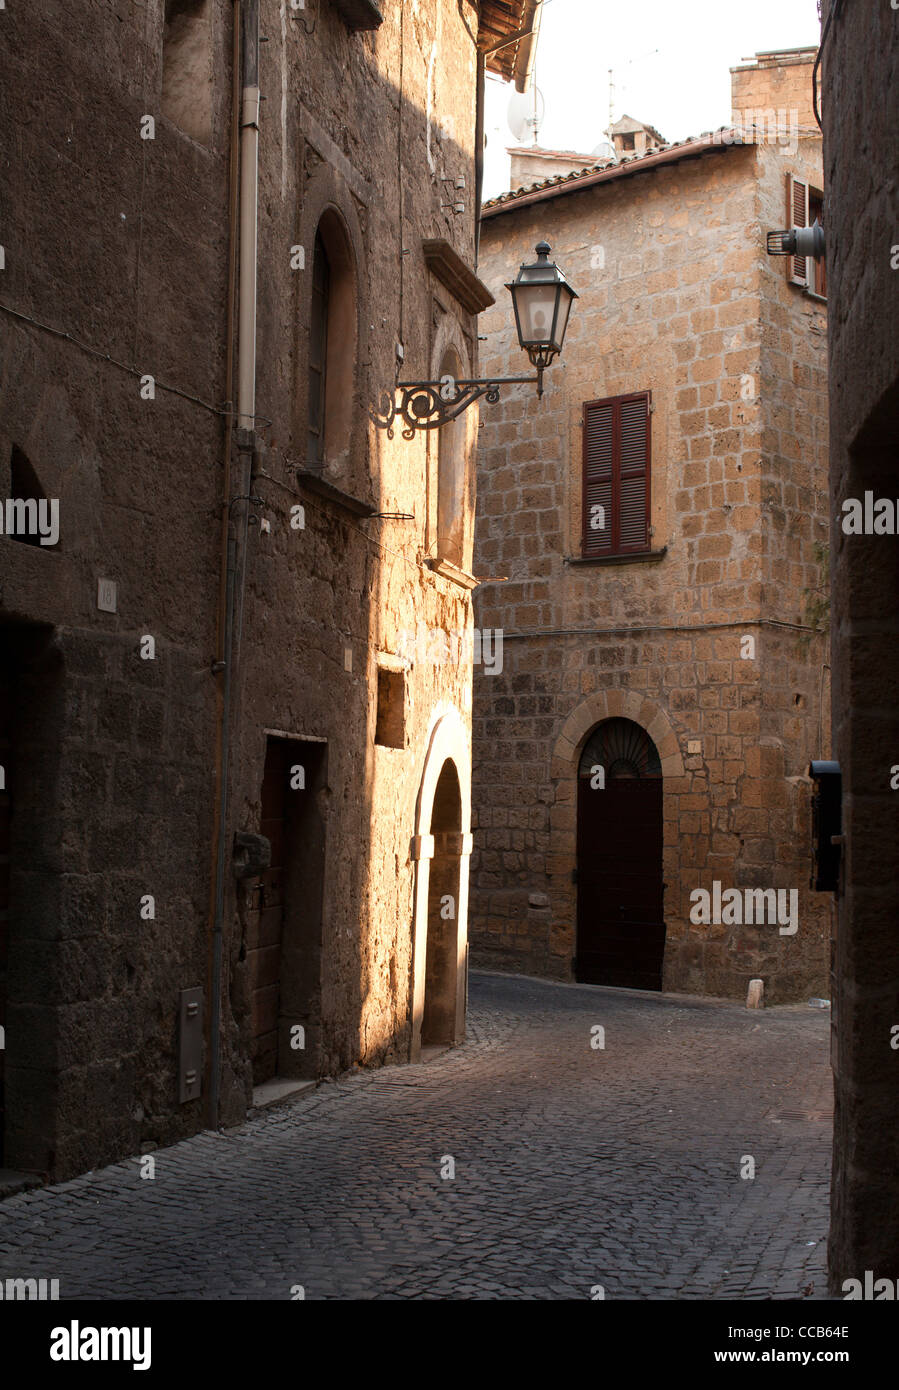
[548,690,684,974]
[410,707,472,1061]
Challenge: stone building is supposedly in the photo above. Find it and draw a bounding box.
[822,0,899,1288]
[0,0,541,1182]
[470,49,831,1001]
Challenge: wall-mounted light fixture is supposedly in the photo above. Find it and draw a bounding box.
[371,241,577,439]
[766,219,825,261]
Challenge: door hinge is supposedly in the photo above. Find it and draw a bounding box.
[571,867,578,884]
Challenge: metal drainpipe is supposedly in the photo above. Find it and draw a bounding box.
[209,0,259,1130]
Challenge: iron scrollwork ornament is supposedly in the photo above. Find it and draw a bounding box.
[370,375,534,439]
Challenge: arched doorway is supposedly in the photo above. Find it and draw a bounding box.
[410,709,472,1061]
[576,717,665,990]
[422,760,462,1047]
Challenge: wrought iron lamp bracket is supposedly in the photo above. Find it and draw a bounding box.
[370,375,538,439]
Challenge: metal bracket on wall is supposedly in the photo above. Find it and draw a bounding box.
[370,376,537,439]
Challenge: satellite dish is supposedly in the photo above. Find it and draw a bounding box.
[507,86,545,145]
[590,141,615,162]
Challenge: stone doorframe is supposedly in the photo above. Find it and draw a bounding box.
[410,706,472,1061]
[548,689,685,967]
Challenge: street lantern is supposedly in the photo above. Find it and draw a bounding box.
[371,237,577,437]
[506,241,578,394]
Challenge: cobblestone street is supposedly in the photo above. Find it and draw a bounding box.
[0,973,832,1300]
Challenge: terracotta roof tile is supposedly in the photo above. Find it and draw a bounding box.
[482,129,752,216]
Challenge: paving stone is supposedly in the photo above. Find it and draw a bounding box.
[0,972,831,1299]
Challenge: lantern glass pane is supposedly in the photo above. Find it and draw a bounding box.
[515,285,559,345]
[553,289,573,351]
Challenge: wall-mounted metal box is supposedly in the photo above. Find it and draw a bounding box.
[179,987,204,1104]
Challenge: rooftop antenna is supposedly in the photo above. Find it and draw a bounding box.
[507,84,545,145]
[605,48,661,143]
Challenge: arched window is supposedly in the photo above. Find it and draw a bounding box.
[578,718,662,781]
[436,348,466,567]
[307,230,330,469]
[307,211,357,474]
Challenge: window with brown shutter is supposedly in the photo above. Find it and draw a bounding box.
[785,173,826,298]
[787,172,809,287]
[582,391,651,558]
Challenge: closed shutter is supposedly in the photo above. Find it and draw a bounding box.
[787,172,809,287]
[583,401,613,555]
[618,395,649,551]
[582,392,650,557]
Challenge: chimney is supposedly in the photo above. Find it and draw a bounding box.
[730,49,819,136]
[608,116,666,158]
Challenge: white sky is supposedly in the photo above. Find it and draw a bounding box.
[483,0,821,199]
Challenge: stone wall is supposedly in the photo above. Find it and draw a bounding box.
[0,0,482,1177]
[471,97,830,1001]
[730,49,818,131]
[822,0,899,1289]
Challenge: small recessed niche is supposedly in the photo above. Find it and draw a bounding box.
[375,667,405,749]
[9,446,49,548]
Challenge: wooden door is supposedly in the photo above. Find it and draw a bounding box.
[576,720,665,990]
[247,741,289,1085]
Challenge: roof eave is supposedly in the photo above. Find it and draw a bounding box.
[511,0,543,93]
[482,133,751,219]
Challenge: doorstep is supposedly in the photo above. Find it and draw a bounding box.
[0,1168,44,1200]
[251,1078,318,1111]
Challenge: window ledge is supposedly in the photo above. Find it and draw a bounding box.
[804,289,827,304]
[422,239,496,314]
[567,547,668,568]
[425,557,479,590]
[333,0,383,32]
[296,468,375,517]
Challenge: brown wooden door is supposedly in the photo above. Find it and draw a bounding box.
[576,776,665,990]
[247,741,289,1085]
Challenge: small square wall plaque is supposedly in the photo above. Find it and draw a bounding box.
[97,578,117,613]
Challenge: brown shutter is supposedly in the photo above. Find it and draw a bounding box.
[618,393,650,552]
[787,172,809,287]
[582,401,613,556]
[582,391,650,557]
